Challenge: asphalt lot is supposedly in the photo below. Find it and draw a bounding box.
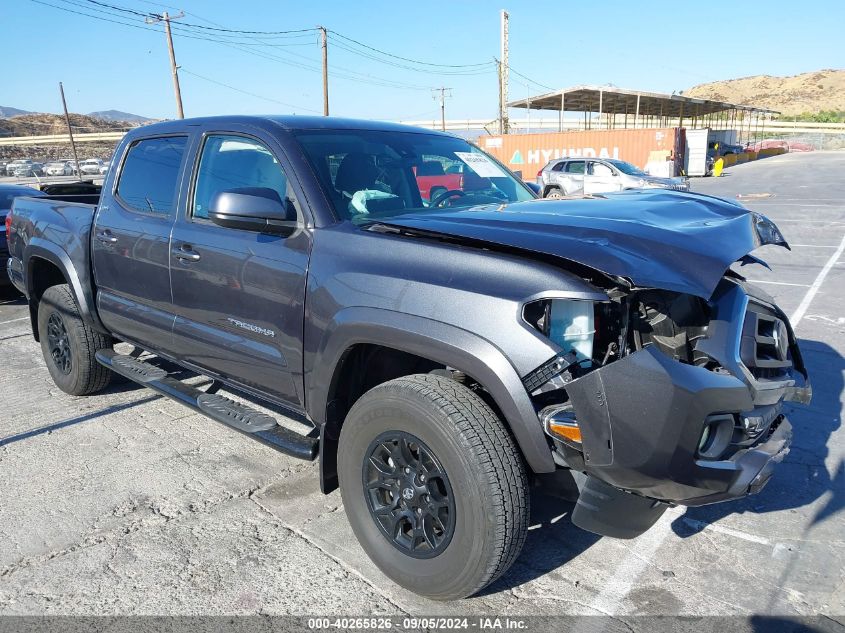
[0,151,843,622]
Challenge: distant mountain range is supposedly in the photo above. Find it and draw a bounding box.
[87,110,152,123]
[0,106,32,118]
[0,106,152,123]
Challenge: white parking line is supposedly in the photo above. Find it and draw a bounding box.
[0,316,29,326]
[585,507,684,616]
[744,280,810,288]
[791,231,845,328]
[680,518,772,545]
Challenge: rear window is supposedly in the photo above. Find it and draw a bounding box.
[565,161,586,174]
[116,136,187,215]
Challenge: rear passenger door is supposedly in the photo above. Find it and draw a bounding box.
[92,134,189,351]
[169,130,311,410]
[560,160,585,194]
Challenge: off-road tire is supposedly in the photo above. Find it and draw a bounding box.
[338,374,529,600]
[38,284,112,396]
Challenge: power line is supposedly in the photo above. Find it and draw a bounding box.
[506,64,554,91]
[180,69,321,113]
[327,29,490,68]
[328,37,495,77]
[43,0,433,91]
[83,0,317,35]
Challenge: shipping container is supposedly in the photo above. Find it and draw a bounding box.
[478,128,683,177]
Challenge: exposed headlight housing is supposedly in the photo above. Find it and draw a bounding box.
[524,299,595,361]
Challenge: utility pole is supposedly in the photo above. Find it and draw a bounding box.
[432,87,451,131]
[500,9,509,134]
[58,82,82,179]
[146,11,185,119]
[319,26,329,116]
[495,60,501,134]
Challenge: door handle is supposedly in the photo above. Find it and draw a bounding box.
[173,245,201,262]
[95,230,118,244]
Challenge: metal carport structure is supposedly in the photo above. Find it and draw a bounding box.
[506,84,779,143]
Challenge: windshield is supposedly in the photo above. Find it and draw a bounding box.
[606,159,647,176]
[295,129,535,222]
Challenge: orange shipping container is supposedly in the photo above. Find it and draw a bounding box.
[478,128,682,176]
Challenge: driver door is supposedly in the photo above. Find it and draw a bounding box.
[169,129,312,409]
[584,160,622,193]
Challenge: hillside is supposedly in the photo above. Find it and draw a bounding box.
[0,113,136,138]
[0,113,147,162]
[684,69,845,117]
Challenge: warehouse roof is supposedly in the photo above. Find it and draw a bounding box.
[507,84,779,116]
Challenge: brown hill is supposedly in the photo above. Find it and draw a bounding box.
[0,112,137,138]
[684,69,845,116]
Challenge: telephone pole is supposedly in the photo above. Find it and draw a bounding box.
[432,87,451,131]
[146,11,185,119]
[499,9,509,134]
[319,26,329,116]
[58,82,82,179]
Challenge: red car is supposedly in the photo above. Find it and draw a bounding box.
[414,160,463,201]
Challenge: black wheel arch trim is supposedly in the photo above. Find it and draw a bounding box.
[23,239,108,338]
[309,307,556,493]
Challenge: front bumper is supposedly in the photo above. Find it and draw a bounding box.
[557,281,808,506]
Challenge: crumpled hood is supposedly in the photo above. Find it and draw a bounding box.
[379,189,789,299]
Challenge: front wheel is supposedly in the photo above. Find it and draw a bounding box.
[37,284,112,395]
[338,374,529,600]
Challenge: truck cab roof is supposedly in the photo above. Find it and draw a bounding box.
[128,115,454,138]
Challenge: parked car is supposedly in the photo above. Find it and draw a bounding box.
[99,159,111,175]
[709,141,745,156]
[6,159,34,177]
[1,184,46,286]
[538,157,690,197]
[414,159,463,201]
[45,160,76,176]
[0,161,8,176]
[79,158,105,175]
[7,115,809,601]
[12,162,44,177]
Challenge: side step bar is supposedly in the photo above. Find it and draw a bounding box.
[96,349,318,461]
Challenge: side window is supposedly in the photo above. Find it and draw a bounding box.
[551,161,566,172]
[565,160,586,174]
[116,136,187,215]
[193,135,291,220]
[590,162,614,176]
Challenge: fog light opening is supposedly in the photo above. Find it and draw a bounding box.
[697,414,735,459]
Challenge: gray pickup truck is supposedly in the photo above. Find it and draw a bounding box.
[7,115,810,600]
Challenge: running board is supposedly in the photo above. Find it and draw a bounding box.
[96,349,318,461]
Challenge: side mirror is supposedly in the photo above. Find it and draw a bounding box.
[208,187,297,235]
[524,182,541,196]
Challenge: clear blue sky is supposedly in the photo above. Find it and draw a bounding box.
[3,0,844,122]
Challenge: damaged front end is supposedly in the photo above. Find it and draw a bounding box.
[521,277,811,539]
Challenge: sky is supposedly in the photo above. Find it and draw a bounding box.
[2,0,844,124]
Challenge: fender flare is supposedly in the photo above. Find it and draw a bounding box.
[24,239,105,333]
[308,307,556,489]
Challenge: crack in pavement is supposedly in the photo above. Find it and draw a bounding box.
[248,493,411,615]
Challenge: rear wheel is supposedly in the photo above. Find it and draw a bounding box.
[544,187,564,199]
[338,374,529,600]
[38,284,112,396]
